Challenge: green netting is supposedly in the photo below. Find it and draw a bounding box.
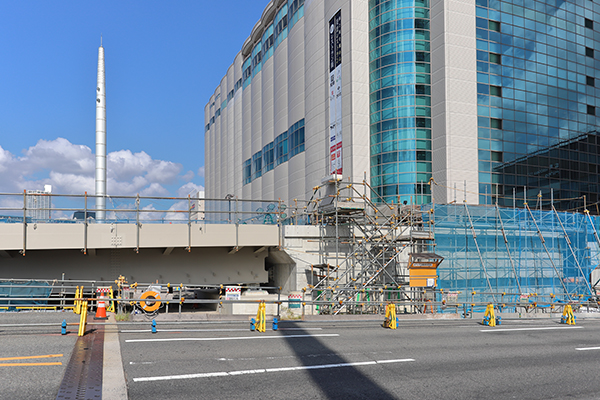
[428,204,599,309]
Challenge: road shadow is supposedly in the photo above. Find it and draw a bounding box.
[279,321,398,400]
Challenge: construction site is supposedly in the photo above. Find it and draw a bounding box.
[1,177,599,319]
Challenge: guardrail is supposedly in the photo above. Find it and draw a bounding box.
[0,192,285,225]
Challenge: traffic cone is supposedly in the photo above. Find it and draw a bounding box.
[94,296,108,320]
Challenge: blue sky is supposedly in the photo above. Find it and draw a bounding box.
[0,1,267,198]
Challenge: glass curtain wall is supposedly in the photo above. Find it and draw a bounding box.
[369,0,432,205]
[476,0,600,211]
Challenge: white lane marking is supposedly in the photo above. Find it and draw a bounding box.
[121,327,322,333]
[129,361,155,365]
[216,350,394,362]
[480,326,583,332]
[133,359,415,382]
[576,346,600,351]
[125,333,339,343]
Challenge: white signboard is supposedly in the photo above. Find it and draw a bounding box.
[329,10,342,176]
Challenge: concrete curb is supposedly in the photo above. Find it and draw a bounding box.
[102,314,128,400]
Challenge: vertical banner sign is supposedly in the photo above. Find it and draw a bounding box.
[329,10,342,176]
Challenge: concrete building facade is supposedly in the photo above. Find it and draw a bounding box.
[205,0,600,211]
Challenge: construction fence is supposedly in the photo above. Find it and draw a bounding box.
[431,203,600,311]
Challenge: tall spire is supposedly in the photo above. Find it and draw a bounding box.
[95,42,107,220]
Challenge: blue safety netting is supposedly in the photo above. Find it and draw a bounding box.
[426,204,599,310]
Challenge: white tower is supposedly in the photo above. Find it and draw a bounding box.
[95,39,107,220]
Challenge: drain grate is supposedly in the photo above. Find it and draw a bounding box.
[56,325,105,400]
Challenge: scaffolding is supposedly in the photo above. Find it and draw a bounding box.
[292,179,600,315]
[304,177,438,315]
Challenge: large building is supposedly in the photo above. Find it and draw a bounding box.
[205,0,600,211]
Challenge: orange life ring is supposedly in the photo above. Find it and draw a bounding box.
[140,290,161,312]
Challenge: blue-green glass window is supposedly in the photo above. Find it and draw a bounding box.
[252,43,262,77]
[274,4,288,49]
[275,130,288,166]
[243,159,251,185]
[262,142,274,174]
[262,24,274,63]
[251,151,262,180]
[369,0,431,205]
[242,58,252,89]
[289,119,305,158]
[288,0,304,31]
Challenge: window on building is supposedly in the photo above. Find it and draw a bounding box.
[275,130,289,166]
[262,24,274,62]
[490,85,502,97]
[490,118,502,129]
[289,119,305,158]
[242,58,252,88]
[587,76,595,86]
[288,0,305,30]
[262,142,274,174]
[274,4,288,49]
[588,105,596,116]
[585,18,593,30]
[489,52,501,64]
[243,159,251,184]
[415,84,431,95]
[252,43,262,76]
[234,79,242,92]
[252,151,262,180]
[586,47,594,58]
[415,19,429,29]
[415,52,430,62]
[488,20,500,32]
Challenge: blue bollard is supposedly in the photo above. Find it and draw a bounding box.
[496,316,502,326]
[272,317,278,331]
[250,318,256,331]
[61,319,67,335]
[151,319,157,334]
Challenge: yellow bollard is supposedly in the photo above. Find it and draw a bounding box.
[77,301,88,337]
[562,304,575,325]
[384,303,397,329]
[483,304,496,327]
[256,301,266,333]
[73,286,80,315]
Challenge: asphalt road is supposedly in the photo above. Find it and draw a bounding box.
[120,318,600,400]
[0,312,79,399]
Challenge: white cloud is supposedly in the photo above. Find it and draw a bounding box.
[0,138,203,201]
[176,182,204,198]
[197,166,205,178]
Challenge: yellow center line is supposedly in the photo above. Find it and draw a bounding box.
[0,362,62,367]
[0,354,63,361]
